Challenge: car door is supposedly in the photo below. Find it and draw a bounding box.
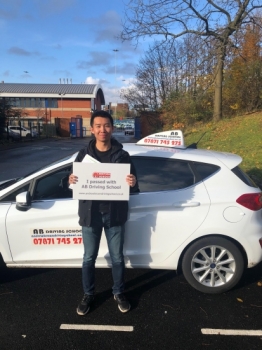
[123,157,211,267]
[5,165,85,266]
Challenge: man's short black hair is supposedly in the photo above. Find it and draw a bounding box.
[90,110,114,127]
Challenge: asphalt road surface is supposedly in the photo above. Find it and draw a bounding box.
[0,265,262,350]
[0,133,262,350]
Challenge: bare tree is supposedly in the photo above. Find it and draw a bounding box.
[120,42,172,110]
[121,36,215,113]
[121,0,262,121]
[120,84,149,111]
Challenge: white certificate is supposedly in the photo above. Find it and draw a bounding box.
[72,162,131,200]
[82,154,100,164]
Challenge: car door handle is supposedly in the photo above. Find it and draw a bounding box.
[172,201,200,207]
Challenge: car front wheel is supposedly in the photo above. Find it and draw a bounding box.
[182,236,245,294]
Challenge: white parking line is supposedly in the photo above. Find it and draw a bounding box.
[201,329,262,336]
[60,324,133,332]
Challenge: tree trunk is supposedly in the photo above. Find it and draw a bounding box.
[213,54,224,121]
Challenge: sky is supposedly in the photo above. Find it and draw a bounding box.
[0,0,146,105]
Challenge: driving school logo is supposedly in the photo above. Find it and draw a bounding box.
[92,172,111,178]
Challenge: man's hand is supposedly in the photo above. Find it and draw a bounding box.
[126,174,136,187]
[69,174,78,184]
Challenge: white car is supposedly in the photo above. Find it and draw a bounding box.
[0,130,261,294]
[8,126,38,138]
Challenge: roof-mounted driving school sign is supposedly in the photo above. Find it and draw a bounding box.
[136,130,185,148]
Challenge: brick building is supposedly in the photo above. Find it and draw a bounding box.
[0,82,105,136]
[105,102,129,119]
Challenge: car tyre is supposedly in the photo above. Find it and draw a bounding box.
[25,133,31,139]
[182,236,245,294]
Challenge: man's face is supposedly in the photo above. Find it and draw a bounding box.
[90,116,113,142]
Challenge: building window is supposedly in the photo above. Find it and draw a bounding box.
[20,98,25,107]
[11,97,59,108]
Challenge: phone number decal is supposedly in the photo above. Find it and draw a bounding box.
[143,138,181,145]
[33,237,82,245]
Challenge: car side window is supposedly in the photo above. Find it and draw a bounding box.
[193,162,220,180]
[132,157,195,192]
[33,166,72,200]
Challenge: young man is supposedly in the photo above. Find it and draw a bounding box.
[69,110,139,315]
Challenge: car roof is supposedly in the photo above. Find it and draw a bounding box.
[122,129,242,169]
[123,143,241,168]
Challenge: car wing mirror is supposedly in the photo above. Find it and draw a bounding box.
[16,191,31,211]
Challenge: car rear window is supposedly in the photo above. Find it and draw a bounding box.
[231,166,258,188]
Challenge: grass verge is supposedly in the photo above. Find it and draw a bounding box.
[184,112,262,187]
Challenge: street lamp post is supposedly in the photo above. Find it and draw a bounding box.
[59,93,66,118]
[113,49,119,122]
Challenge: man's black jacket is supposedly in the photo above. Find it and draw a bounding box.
[73,137,139,227]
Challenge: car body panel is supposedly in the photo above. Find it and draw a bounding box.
[6,199,81,264]
[124,182,210,267]
[0,203,13,262]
